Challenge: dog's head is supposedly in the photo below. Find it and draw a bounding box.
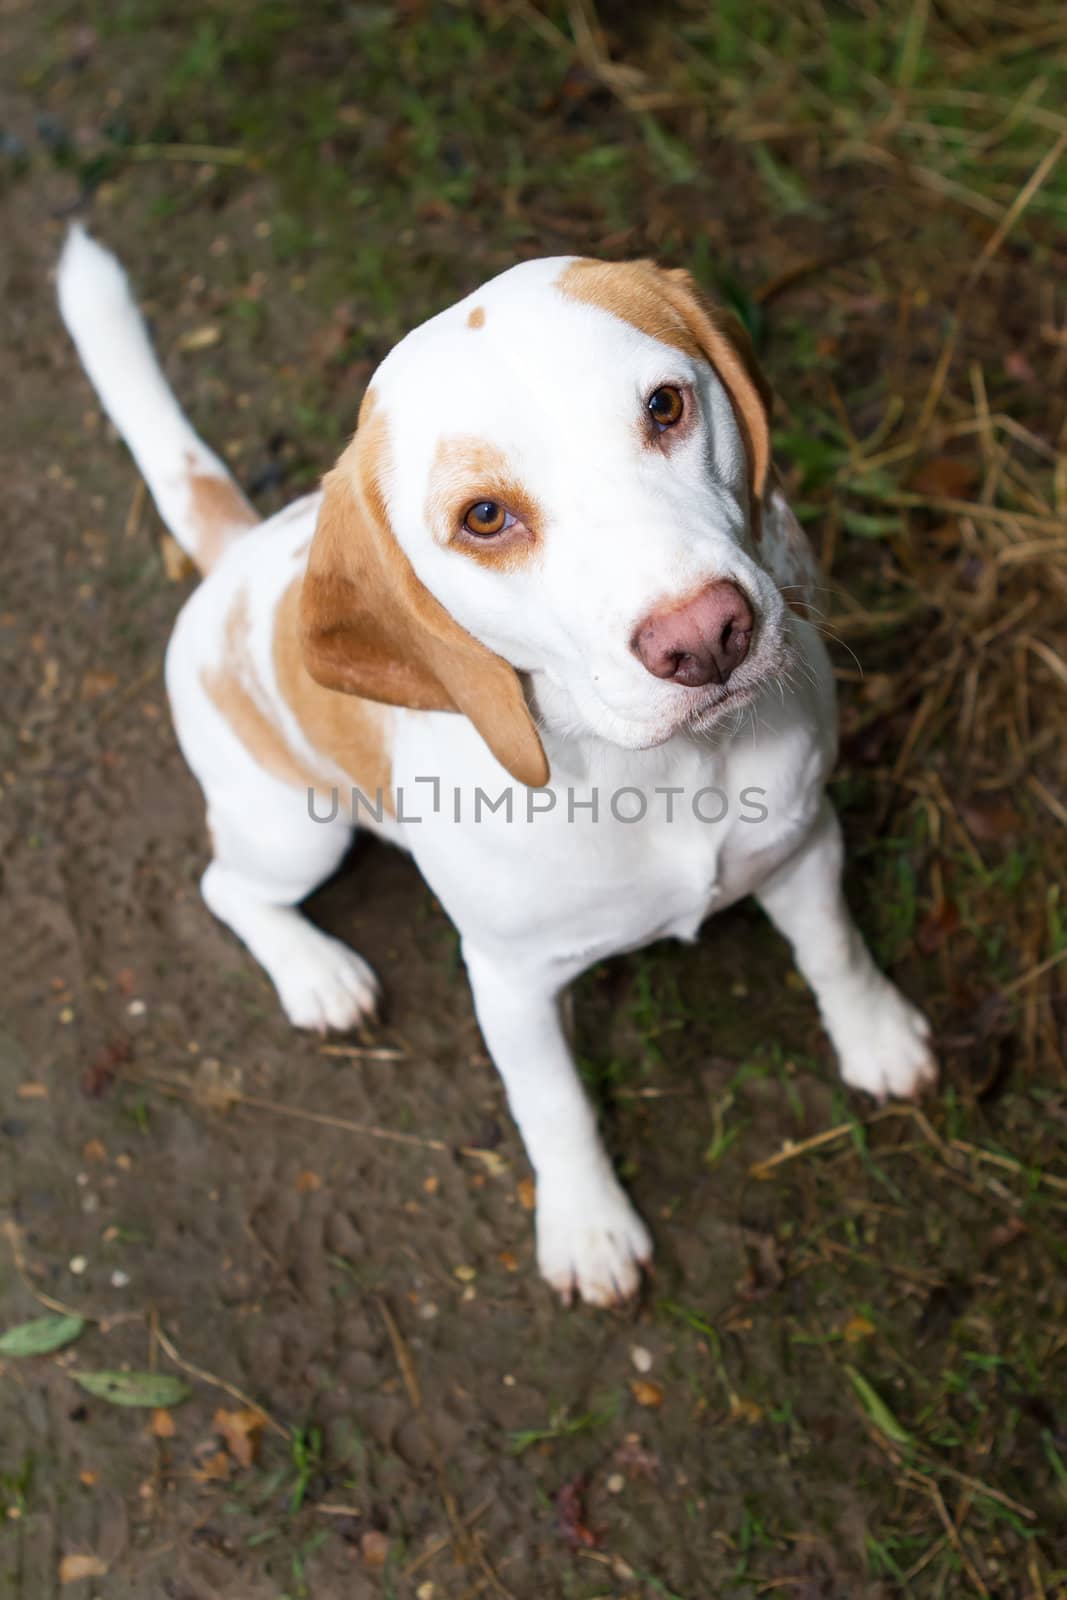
[301,256,800,787]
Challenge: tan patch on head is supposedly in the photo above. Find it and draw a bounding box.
[300,406,548,788]
[556,258,772,519]
[184,458,259,573]
[274,580,393,812]
[558,259,705,363]
[425,435,542,570]
[466,305,486,329]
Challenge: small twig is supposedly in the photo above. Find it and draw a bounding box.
[3,1219,138,1330]
[905,1471,990,1598]
[117,1066,453,1154]
[750,1121,853,1178]
[950,1139,1067,1194]
[153,1325,288,1439]
[318,1044,407,1062]
[1001,945,1067,996]
[126,142,251,167]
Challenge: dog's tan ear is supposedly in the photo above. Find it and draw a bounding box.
[300,403,549,789]
[660,268,772,516]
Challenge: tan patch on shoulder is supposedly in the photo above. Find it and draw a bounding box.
[185,460,259,573]
[200,590,327,795]
[274,580,394,813]
[556,258,703,363]
[466,305,486,329]
[425,435,542,571]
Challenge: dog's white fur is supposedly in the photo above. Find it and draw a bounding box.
[58,226,936,1307]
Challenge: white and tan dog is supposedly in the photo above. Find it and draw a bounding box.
[58,227,936,1306]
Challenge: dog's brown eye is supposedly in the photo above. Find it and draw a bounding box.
[648,386,684,429]
[464,500,510,537]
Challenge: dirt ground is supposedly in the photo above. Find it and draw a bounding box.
[3,4,1067,1597]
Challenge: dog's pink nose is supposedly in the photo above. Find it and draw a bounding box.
[631,581,754,687]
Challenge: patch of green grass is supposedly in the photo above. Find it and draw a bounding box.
[509,1403,616,1456]
[287,1425,323,1513]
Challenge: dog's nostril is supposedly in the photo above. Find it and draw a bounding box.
[632,580,754,688]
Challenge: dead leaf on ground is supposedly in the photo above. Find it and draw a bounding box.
[191,1057,242,1112]
[176,324,221,352]
[630,1379,664,1409]
[842,1314,876,1344]
[360,1530,390,1568]
[612,1434,660,1480]
[554,1477,601,1550]
[960,795,1019,842]
[213,1406,264,1469]
[917,897,961,955]
[517,1177,536,1211]
[729,1394,764,1424]
[80,669,119,700]
[193,1449,231,1483]
[16,1082,48,1099]
[910,457,979,498]
[295,1169,322,1193]
[60,1554,108,1584]
[150,1408,176,1439]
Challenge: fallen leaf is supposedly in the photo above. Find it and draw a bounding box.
[60,1553,108,1584]
[83,1138,107,1162]
[81,1035,130,1098]
[517,1177,536,1211]
[295,1170,321,1193]
[360,1530,390,1568]
[842,1314,876,1344]
[498,1250,519,1272]
[176,324,221,352]
[191,1057,242,1112]
[465,1147,509,1177]
[0,1314,86,1357]
[629,1379,664,1409]
[845,1365,912,1446]
[453,1264,477,1283]
[150,1408,176,1439]
[73,1371,191,1408]
[554,1476,601,1550]
[78,1469,97,1487]
[80,669,118,701]
[612,1435,659,1480]
[192,1449,231,1483]
[16,1082,48,1100]
[729,1394,763,1424]
[917,897,960,955]
[960,795,1019,843]
[214,1406,264,1468]
[910,457,979,498]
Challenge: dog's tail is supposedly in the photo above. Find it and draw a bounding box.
[56,224,259,575]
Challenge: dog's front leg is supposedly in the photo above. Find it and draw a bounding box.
[756,799,937,1100]
[463,942,651,1307]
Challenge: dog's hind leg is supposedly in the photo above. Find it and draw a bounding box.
[200,796,379,1033]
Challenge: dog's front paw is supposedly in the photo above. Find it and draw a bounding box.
[273,929,381,1034]
[535,1169,652,1308]
[834,982,937,1101]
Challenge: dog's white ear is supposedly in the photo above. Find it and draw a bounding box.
[300,394,549,789]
